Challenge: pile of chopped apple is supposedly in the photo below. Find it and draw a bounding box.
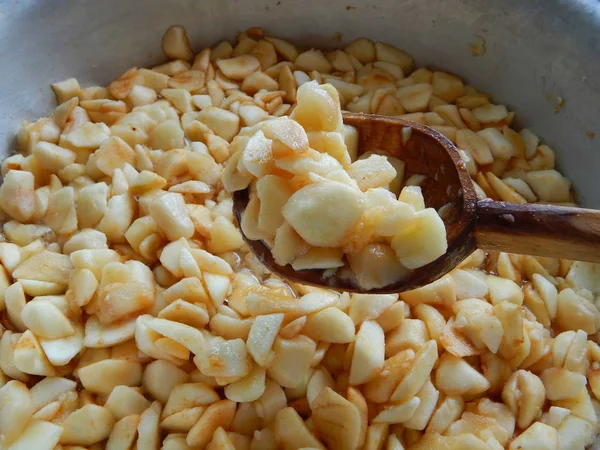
[224,80,448,289]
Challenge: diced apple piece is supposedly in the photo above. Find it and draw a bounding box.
[346,154,396,191]
[197,338,250,378]
[149,192,194,241]
[51,78,81,104]
[205,134,230,163]
[240,130,273,178]
[161,88,193,113]
[391,208,447,269]
[295,49,333,73]
[0,170,35,222]
[208,216,244,254]
[477,128,514,160]
[375,42,413,73]
[190,248,233,275]
[59,404,115,446]
[158,299,209,330]
[78,359,142,395]
[238,103,269,126]
[431,72,465,103]
[303,307,355,344]
[267,336,316,389]
[291,81,342,132]
[555,288,600,334]
[33,142,77,172]
[239,193,267,242]
[246,313,284,367]
[342,125,359,163]
[272,222,307,266]
[486,275,524,305]
[396,84,433,113]
[472,104,508,123]
[241,71,279,94]
[275,148,341,177]
[94,136,136,176]
[540,367,587,401]
[399,185,425,211]
[456,129,494,165]
[7,419,63,450]
[21,300,74,339]
[196,107,240,142]
[162,383,219,420]
[76,182,109,229]
[145,317,205,356]
[349,320,385,385]
[264,36,298,62]
[70,248,120,282]
[84,315,136,348]
[96,281,155,324]
[38,322,84,367]
[148,119,185,150]
[452,269,489,299]
[374,200,416,237]
[566,261,600,295]
[526,170,571,202]
[224,364,267,402]
[345,38,376,63]
[282,181,365,247]
[348,243,409,289]
[3,225,40,256]
[216,55,260,80]
[508,422,557,450]
[0,380,34,444]
[0,242,22,274]
[129,84,158,106]
[291,247,345,270]
[187,400,237,448]
[62,122,110,149]
[256,175,294,235]
[222,148,253,193]
[262,117,309,154]
[435,353,490,396]
[14,330,56,376]
[45,186,78,235]
[13,250,72,285]
[373,397,421,424]
[307,131,351,165]
[63,228,108,255]
[95,193,135,243]
[162,25,194,61]
[312,387,361,450]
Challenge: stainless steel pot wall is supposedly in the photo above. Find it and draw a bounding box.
[0,0,599,208]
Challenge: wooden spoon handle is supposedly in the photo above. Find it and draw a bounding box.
[473,200,600,262]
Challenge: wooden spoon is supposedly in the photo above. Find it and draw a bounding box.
[233,112,600,294]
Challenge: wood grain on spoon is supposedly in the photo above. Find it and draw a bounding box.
[233,112,600,294]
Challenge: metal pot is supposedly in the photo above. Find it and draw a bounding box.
[0,0,599,446]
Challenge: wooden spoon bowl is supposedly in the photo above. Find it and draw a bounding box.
[233,112,600,293]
